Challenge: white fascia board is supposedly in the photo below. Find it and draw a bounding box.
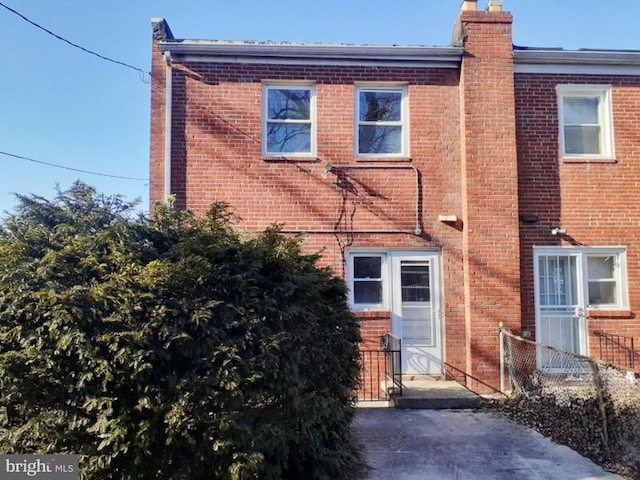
[514,49,640,75]
[157,41,463,67]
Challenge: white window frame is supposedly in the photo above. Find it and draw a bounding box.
[262,83,316,157]
[557,85,614,160]
[585,252,626,309]
[346,251,389,310]
[534,246,628,310]
[355,85,408,158]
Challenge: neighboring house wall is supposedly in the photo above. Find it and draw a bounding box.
[516,72,640,357]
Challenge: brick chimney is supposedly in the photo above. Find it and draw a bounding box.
[455,4,521,392]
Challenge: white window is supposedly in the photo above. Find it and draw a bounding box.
[557,85,614,159]
[586,254,622,308]
[355,86,407,157]
[262,84,315,156]
[347,253,388,309]
[535,247,627,311]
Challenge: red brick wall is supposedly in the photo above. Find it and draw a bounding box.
[458,11,522,391]
[515,73,640,353]
[357,311,392,350]
[148,52,471,378]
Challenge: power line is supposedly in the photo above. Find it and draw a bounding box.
[0,1,150,78]
[0,151,148,181]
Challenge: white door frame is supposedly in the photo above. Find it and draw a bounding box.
[533,247,588,358]
[389,251,443,376]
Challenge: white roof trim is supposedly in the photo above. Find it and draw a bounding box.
[172,54,460,68]
[514,49,640,75]
[515,64,640,75]
[158,41,463,67]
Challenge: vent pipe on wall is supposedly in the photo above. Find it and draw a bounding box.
[163,51,173,200]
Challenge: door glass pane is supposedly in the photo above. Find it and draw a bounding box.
[402,307,432,344]
[400,261,432,346]
[540,314,580,353]
[538,255,577,306]
[400,263,430,303]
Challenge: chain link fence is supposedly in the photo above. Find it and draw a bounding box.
[499,324,640,476]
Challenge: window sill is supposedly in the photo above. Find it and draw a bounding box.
[562,157,618,164]
[353,310,390,319]
[587,309,633,319]
[262,156,320,163]
[354,157,412,163]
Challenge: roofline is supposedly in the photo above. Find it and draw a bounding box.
[515,49,640,65]
[157,40,464,67]
[514,49,640,75]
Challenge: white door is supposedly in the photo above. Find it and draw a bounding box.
[534,252,588,364]
[390,252,442,376]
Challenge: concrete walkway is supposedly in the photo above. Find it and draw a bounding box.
[354,408,624,480]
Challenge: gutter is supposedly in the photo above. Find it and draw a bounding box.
[156,41,463,67]
[163,51,172,200]
[514,49,640,66]
[514,49,640,75]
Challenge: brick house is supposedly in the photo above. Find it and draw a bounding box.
[149,0,640,394]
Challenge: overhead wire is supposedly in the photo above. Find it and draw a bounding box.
[0,3,151,183]
[0,151,148,181]
[0,1,150,79]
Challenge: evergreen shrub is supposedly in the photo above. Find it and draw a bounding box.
[0,183,362,479]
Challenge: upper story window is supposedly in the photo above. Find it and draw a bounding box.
[557,85,614,160]
[355,86,407,157]
[263,84,315,156]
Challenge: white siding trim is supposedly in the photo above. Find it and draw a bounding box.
[515,63,640,75]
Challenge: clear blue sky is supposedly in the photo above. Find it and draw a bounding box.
[1,0,638,216]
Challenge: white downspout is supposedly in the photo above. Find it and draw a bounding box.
[163,50,173,200]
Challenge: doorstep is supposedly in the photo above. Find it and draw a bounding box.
[392,379,483,409]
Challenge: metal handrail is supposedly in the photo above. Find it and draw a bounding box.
[382,333,403,396]
[357,333,403,401]
[594,331,635,370]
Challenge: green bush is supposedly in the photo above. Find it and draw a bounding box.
[0,183,362,479]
